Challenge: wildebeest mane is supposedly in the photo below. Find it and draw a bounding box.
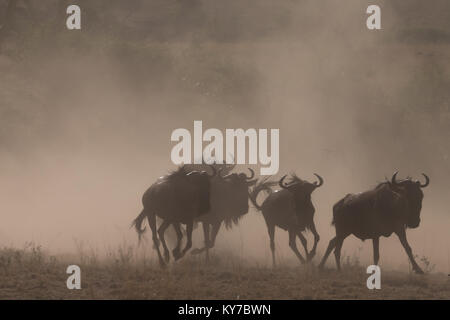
[163,165,189,181]
[223,177,276,229]
[375,176,413,190]
[248,177,277,211]
[375,180,390,190]
[260,177,278,193]
[288,173,306,185]
[223,214,242,230]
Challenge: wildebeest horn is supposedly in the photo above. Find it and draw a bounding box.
[220,162,235,176]
[391,171,400,185]
[224,154,236,172]
[279,175,289,189]
[219,168,232,179]
[313,173,324,187]
[226,163,236,171]
[245,168,255,180]
[207,165,217,177]
[418,173,430,188]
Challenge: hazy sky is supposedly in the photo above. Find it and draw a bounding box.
[0,0,449,272]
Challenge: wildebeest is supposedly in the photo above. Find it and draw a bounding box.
[191,166,257,259]
[249,173,323,267]
[182,162,257,259]
[318,172,430,274]
[132,165,216,267]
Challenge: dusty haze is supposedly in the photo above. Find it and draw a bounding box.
[0,0,449,273]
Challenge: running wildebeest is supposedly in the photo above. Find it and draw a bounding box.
[249,173,323,267]
[181,161,257,259]
[189,166,258,259]
[318,172,430,274]
[132,165,216,267]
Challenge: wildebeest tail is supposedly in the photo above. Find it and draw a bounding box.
[224,216,242,230]
[131,209,147,242]
[249,177,277,211]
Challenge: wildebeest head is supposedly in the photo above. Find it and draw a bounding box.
[279,173,324,194]
[219,168,257,215]
[185,165,217,215]
[391,171,429,228]
[278,173,324,219]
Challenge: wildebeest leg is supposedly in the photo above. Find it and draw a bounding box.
[395,229,424,274]
[202,221,222,261]
[289,230,306,264]
[172,223,183,260]
[318,237,336,269]
[334,237,345,271]
[209,222,221,249]
[147,213,165,268]
[373,237,380,265]
[296,232,309,261]
[203,223,211,262]
[180,221,194,258]
[190,222,211,256]
[308,222,320,261]
[157,220,171,263]
[264,221,276,267]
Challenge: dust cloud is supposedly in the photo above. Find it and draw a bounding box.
[0,0,449,273]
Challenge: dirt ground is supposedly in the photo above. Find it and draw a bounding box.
[0,246,449,300]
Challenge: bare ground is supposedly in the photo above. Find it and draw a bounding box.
[0,245,449,300]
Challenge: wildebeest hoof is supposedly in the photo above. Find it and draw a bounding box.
[172,249,181,259]
[174,254,183,261]
[190,248,202,255]
[414,268,425,275]
[173,250,182,261]
[164,251,170,263]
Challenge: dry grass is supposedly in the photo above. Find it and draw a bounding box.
[0,243,449,300]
